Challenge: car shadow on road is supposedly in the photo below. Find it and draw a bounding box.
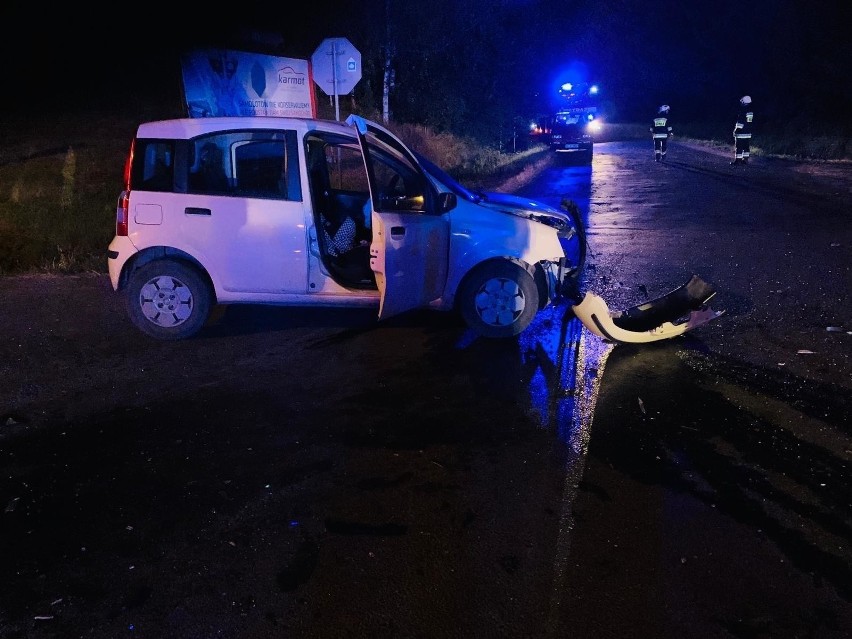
[198,304,465,340]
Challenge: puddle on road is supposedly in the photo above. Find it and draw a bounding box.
[508,299,852,614]
[512,301,617,629]
[568,337,852,605]
[510,300,615,449]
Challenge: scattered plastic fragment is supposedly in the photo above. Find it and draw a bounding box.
[797,349,815,354]
[34,616,54,621]
[826,326,844,332]
[638,398,646,415]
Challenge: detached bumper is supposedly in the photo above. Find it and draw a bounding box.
[572,275,725,343]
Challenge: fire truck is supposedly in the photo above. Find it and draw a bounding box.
[546,82,601,164]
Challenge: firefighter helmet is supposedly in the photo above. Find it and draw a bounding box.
[740,95,752,105]
[658,104,670,113]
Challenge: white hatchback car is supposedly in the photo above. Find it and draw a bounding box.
[108,115,585,340]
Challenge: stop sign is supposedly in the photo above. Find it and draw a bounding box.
[311,37,362,96]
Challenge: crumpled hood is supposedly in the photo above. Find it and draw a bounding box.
[477,192,571,228]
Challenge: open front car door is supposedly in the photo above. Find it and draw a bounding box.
[346,115,450,321]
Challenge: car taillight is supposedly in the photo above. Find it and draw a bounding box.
[123,139,135,190]
[116,190,129,236]
[115,139,135,236]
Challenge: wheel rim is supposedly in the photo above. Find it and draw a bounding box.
[473,277,526,327]
[138,275,194,328]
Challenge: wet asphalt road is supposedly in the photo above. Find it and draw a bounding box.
[526,142,852,638]
[1,140,851,638]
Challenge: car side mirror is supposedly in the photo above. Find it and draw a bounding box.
[438,191,457,213]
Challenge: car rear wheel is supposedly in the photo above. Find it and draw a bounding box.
[126,260,212,340]
[457,260,539,338]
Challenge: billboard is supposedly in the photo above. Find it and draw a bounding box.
[181,49,316,118]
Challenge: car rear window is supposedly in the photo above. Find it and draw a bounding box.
[132,139,176,192]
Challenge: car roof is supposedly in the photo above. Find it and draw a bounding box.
[135,116,353,139]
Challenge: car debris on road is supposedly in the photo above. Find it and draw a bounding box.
[572,275,725,343]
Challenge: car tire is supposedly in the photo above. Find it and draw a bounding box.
[126,260,212,340]
[457,260,539,338]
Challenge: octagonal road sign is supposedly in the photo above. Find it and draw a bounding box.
[311,37,362,96]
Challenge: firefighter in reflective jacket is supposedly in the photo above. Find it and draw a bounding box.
[651,105,672,162]
[731,95,754,165]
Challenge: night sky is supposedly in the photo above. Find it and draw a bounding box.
[3,0,850,126]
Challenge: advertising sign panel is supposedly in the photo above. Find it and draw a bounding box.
[181,49,315,118]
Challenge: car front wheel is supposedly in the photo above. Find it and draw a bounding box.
[126,260,212,340]
[457,260,539,338]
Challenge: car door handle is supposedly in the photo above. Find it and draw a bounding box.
[185,207,211,216]
[390,226,405,238]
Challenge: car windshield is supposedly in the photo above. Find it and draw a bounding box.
[414,151,483,203]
